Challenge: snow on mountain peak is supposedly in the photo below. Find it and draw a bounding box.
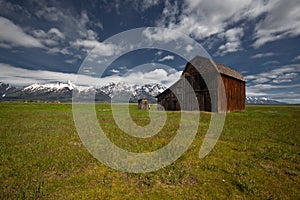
[246,96,284,104]
[99,82,167,99]
[23,81,95,92]
[17,81,167,102]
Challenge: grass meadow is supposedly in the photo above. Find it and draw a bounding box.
[0,102,299,199]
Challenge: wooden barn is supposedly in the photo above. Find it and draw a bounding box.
[156,56,245,112]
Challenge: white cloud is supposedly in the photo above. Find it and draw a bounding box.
[32,27,66,47]
[71,39,98,49]
[253,77,270,84]
[33,7,107,58]
[119,68,181,87]
[272,73,298,83]
[246,83,300,97]
[47,47,72,55]
[156,0,179,27]
[64,59,77,64]
[217,28,244,55]
[33,3,102,51]
[138,0,160,11]
[244,75,256,80]
[77,12,100,41]
[253,0,300,48]
[292,55,300,62]
[71,39,122,57]
[223,28,244,42]
[248,84,296,90]
[118,0,160,12]
[157,0,300,50]
[251,52,276,59]
[110,69,120,73]
[0,63,181,88]
[263,60,280,66]
[85,30,98,40]
[157,0,261,40]
[155,51,163,56]
[36,6,65,22]
[102,0,160,14]
[0,63,97,86]
[0,17,44,48]
[245,64,300,102]
[48,28,65,39]
[158,55,175,62]
[185,44,194,53]
[0,0,31,19]
[142,27,183,43]
[0,43,11,49]
[32,29,47,38]
[246,65,300,84]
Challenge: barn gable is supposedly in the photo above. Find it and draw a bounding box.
[156,56,246,112]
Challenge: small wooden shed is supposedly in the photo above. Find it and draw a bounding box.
[156,56,246,112]
[138,98,149,110]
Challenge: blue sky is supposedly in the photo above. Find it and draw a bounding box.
[0,0,299,103]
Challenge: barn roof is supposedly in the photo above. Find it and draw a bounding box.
[186,56,245,82]
[214,62,245,81]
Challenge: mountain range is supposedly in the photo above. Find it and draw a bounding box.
[0,82,166,103]
[0,81,286,104]
[245,96,286,105]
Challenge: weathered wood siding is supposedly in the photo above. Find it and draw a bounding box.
[182,63,218,112]
[220,75,245,112]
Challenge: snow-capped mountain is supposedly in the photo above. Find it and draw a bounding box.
[24,81,74,92]
[134,84,166,97]
[0,81,167,102]
[1,81,109,102]
[246,96,286,104]
[0,82,17,98]
[22,81,98,93]
[100,82,166,102]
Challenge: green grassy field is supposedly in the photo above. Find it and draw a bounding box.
[0,102,299,199]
